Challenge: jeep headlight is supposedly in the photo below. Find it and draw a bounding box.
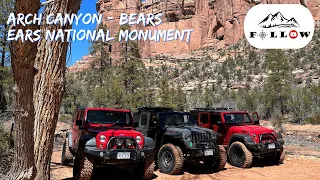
[252,133,257,138]
[182,133,191,141]
[99,135,106,143]
[136,136,142,143]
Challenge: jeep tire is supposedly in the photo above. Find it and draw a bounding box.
[274,150,285,164]
[73,147,93,180]
[158,143,183,175]
[228,142,253,168]
[136,156,155,179]
[204,145,227,171]
[61,138,73,165]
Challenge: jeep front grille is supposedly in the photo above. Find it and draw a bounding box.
[191,133,211,144]
[259,133,276,143]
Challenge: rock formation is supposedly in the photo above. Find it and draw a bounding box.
[96,0,320,59]
[69,0,320,72]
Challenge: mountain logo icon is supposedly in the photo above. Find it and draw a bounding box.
[258,12,300,28]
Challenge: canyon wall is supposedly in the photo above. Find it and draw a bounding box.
[69,0,320,72]
[96,0,320,59]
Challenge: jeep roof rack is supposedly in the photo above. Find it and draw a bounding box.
[192,107,233,111]
[138,107,174,113]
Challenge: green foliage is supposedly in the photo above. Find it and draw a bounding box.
[304,115,320,125]
[0,124,13,174]
[58,114,73,124]
[0,0,14,111]
[264,49,292,117]
[62,24,320,126]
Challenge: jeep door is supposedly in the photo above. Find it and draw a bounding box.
[147,113,161,148]
[211,113,226,145]
[71,110,80,151]
[135,112,149,136]
[198,112,211,129]
[72,110,84,152]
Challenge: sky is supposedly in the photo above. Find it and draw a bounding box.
[67,0,97,66]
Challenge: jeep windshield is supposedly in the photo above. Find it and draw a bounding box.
[86,110,133,125]
[159,112,196,126]
[224,113,252,124]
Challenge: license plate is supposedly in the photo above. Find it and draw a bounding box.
[268,143,275,149]
[117,152,130,159]
[204,149,213,156]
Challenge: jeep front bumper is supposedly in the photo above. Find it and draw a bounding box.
[246,139,284,156]
[184,144,219,160]
[84,146,154,164]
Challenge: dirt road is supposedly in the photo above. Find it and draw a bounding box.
[51,151,320,180]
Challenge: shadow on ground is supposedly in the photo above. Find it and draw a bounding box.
[63,166,158,180]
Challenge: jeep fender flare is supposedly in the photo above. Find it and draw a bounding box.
[144,136,154,148]
[161,133,182,146]
[80,134,96,146]
[228,134,255,147]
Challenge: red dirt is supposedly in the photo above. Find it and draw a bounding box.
[51,151,320,180]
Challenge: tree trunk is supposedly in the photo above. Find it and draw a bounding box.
[6,0,40,179]
[181,0,185,15]
[33,1,81,180]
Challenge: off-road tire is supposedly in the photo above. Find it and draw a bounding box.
[61,138,73,165]
[204,145,227,171]
[228,142,253,168]
[137,156,155,179]
[73,147,93,180]
[158,143,183,175]
[274,150,285,164]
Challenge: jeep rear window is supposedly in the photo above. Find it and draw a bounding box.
[224,113,252,124]
[159,112,196,126]
[86,110,132,125]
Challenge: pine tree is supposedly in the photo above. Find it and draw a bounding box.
[264,49,292,117]
[0,0,14,111]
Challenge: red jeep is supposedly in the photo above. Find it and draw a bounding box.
[61,108,155,180]
[190,108,285,168]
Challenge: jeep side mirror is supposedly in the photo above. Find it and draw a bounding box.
[76,119,82,127]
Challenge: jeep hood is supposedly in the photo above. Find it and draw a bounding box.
[87,126,138,136]
[229,125,275,134]
[98,129,141,138]
[165,125,215,135]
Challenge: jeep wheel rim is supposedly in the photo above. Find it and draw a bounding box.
[232,147,244,166]
[163,151,173,168]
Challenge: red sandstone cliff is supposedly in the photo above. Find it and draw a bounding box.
[97,0,320,58]
[69,0,320,72]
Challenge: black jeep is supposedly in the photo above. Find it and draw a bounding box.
[134,107,227,175]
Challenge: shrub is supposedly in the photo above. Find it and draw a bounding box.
[304,115,320,125]
[0,124,13,174]
[59,114,73,124]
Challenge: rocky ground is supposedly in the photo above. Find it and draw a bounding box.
[51,120,320,180]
